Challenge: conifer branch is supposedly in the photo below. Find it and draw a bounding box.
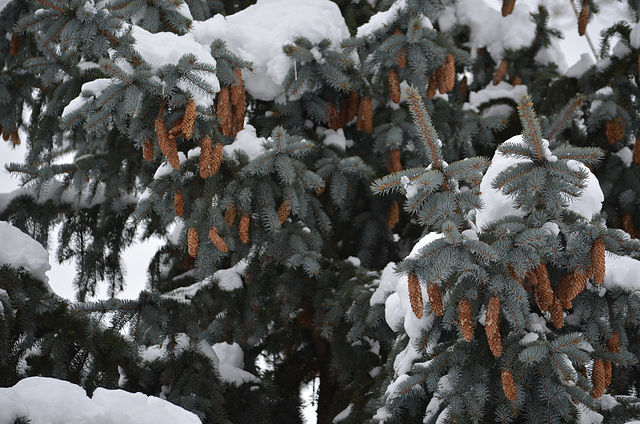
[517,95,546,161]
[406,86,443,169]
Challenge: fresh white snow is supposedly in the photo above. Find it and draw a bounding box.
[0,221,51,283]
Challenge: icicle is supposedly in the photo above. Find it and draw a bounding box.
[294,60,298,81]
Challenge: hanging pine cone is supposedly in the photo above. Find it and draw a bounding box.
[346,91,359,123]
[388,148,402,173]
[278,198,292,224]
[187,227,199,258]
[9,130,20,147]
[592,238,606,285]
[578,1,590,37]
[502,0,515,16]
[393,29,407,68]
[535,264,554,312]
[567,268,588,301]
[142,138,154,162]
[408,272,423,319]
[557,274,573,309]
[327,102,340,130]
[427,72,439,99]
[607,332,621,353]
[9,33,19,56]
[550,296,564,329]
[426,282,443,316]
[359,97,373,134]
[239,213,250,244]
[459,300,473,342]
[493,59,508,85]
[459,75,468,101]
[2,131,9,141]
[200,136,223,178]
[604,361,613,388]
[216,86,232,136]
[209,227,229,253]
[526,268,539,287]
[389,70,401,104]
[225,204,237,227]
[512,75,522,86]
[182,100,197,139]
[387,201,400,230]
[633,138,640,164]
[606,119,625,145]
[174,191,185,218]
[155,117,180,170]
[622,213,637,238]
[485,296,502,357]
[501,369,517,401]
[592,358,605,399]
[441,54,455,93]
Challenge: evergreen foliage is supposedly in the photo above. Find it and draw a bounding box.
[1,0,640,423]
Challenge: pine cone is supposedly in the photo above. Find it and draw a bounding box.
[426,282,443,316]
[459,75,468,101]
[557,274,573,309]
[551,296,564,329]
[217,86,232,137]
[535,264,554,312]
[592,238,606,285]
[592,358,605,399]
[408,272,423,319]
[327,102,340,130]
[387,201,400,230]
[606,119,625,145]
[622,213,637,239]
[182,100,197,139]
[225,204,237,227]
[174,191,185,218]
[441,54,455,93]
[200,136,223,178]
[393,29,407,68]
[169,117,183,138]
[493,60,508,86]
[567,268,588,301]
[239,213,250,244]
[9,130,20,147]
[604,361,613,389]
[359,97,373,134]
[457,300,473,342]
[230,69,245,106]
[501,369,517,401]
[346,91,359,123]
[502,0,515,16]
[187,227,199,258]
[578,1,590,37]
[526,268,539,287]
[9,33,19,56]
[156,117,180,170]
[389,70,401,104]
[388,149,402,173]
[607,332,621,353]
[316,179,326,196]
[2,131,9,141]
[633,138,640,164]
[486,296,502,357]
[142,138,154,162]
[427,72,439,99]
[512,75,522,86]
[278,198,292,224]
[209,227,229,253]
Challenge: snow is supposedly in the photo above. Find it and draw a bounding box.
[212,342,259,386]
[223,124,265,161]
[333,404,352,422]
[153,152,187,178]
[465,81,528,113]
[318,128,354,150]
[370,262,399,306]
[192,0,349,101]
[602,255,640,292]
[475,135,603,230]
[615,146,633,167]
[520,332,539,345]
[62,78,112,118]
[578,405,603,424]
[0,0,12,13]
[355,0,432,38]
[131,25,219,107]
[0,377,200,424]
[0,221,51,283]
[567,53,595,78]
[214,259,246,291]
[600,394,620,410]
[630,22,640,49]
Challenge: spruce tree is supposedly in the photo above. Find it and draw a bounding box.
[1,0,640,423]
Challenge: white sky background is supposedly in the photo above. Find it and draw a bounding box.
[0,1,632,422]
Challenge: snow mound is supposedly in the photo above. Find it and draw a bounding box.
[0,377,200,424]
[212,342,259,386]
[192,0,349,101]
[603,255,640,292]
[224,124,266,161]
[475,135,603,229]
[0,221,51,283]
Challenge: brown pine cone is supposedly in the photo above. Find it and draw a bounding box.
[278,198,292,224]
[388,148,402,173]
[486,296,502,357]
[389,70,401,103]
[427,72,439,99]
[535,264,554,312]
[567,268,588,301]
[607,332,621,353]
[550,296,564,329]
[217,86,232,136]
[359,97,373,134]
[441,54,455,93]
[396,47,407,69]
[156,117,180,170]
[225,204,237,227]
[346,91,359,123]
[633,138,640,164]
[501,369,517,401]
[459,75,468,100]
[9,130,20,147]
[9,33,19,56]
[427,282,443,316]
[182,100,197,139]
[408,272,423,319]
[592,238,606,285]
[592,358,605,399]
[578,1,590,37]
[604,361,613,389]
[622,213,637,238]
[502,0,515,16]
[459,300,473,342]
[493,60,508,86]
[239,213,250,244]
[209,227,229,253]
[327,102,340,130]
[187,227,199,258]
[142,138,154,162]
[557,274,573,309]
[606,119,625,145]
[174,191,185,218]
[200,136,223,178]
[387,201,400,230]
